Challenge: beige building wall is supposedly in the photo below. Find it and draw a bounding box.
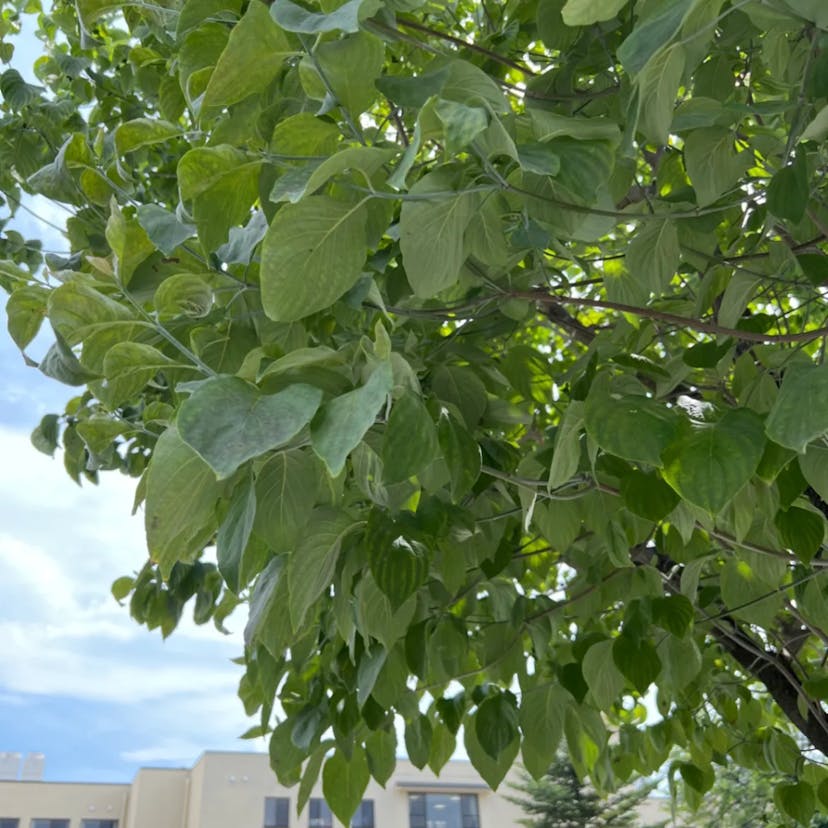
[123,768,189,828]
[0,780,129,825]
[0,752,526,828]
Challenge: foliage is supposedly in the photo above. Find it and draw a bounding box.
[510,754,663,827]
[3,0,828,824]
[675,763,828,827]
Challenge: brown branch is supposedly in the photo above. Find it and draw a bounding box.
[713,622,828,755]
[516,290,828,344]
[395,16,536,76]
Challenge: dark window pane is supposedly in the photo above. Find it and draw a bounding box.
[461,795,479,828]
[32,822,70,828]
[351,799,374,828]
[408,793,479,828]
[0,820,19,828]
[81,821,119,828]
[309,798,332,828]
[264,797,290,828]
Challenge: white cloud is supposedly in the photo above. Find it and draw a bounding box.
[0,423,249,753]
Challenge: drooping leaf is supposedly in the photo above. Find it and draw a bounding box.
[399,170,476,297]
[287,509,355,629]
[201,0,292,111]
[766,363,828,453]
[178,377,323,479]
[322,746,370,826]
[663,409,765,513]
[260,196,369,322]
[145,426,224,578]
[311,362,393,477]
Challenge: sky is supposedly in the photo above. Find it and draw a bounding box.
[0,20,262,784]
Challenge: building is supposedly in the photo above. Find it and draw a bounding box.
[0,751,527,828]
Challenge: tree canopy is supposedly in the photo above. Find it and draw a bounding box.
[3,0,828,823]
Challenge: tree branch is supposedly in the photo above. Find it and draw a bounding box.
[517,291,828,344]
[713,622,828,755]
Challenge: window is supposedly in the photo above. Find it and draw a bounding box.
[81,822,119,828]
[31,822,70,828]
[351,800,374,828]
[309,799,333,828]
[264,797,290,828]
[0,820,19,828]
[409,794,479,828]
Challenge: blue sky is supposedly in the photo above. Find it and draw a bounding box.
[0,21,261,783]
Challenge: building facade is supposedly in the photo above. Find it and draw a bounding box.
[0,752,527,828]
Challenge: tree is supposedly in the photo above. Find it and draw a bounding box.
[674,762,828,827]
[510,754,664,828]
[2,0,828,824]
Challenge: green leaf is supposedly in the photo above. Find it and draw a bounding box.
[475,692,519,759]
[101,342,184,405]
[145,426,224,578]
[105,201,155,284]
[720,556,783,628]
[800,445,828,502]
[766,363,828,452]
[6,285,48,350]
[584,385,679,466]
[663,409,765,513]
[177,377,323,479]
[399,170,476,297]
[658,634,702,690]
[260,196,369,322]
[254,450,322,553]
[217,470,257,593]
[437,412,481,501]
[365,728,397,786]
[618,0,694,75]
[153,273,212,320]
[775,781,816,825]
[114,118,181,155]
[561,0,626,25]
[177,145,262,251]
[272,147,397,204]
[431,365,488,428]
[428,721,456,775]
[311,362,393,477]
[31,413,60,457]
[369,535,428,611]
[612,634,662,693]
[313,32,384,116]
[519,684,567,779]
[767,153,809,223]
[288,509,355,629]
[136,204,196,256]
[464,710,520,789]
[529,110,621,143]
[434,99,489,153]
[271,0,365,33]
[620,470,680,521]
[322,746,370,826]
[625,218,680,294]
[297,746,326,816]
[582,640,625,710]
[382,391,438,483]
[683,127,750,206]
[651,594,694,637]
[548,401,584,488]
[404,714,432,769]
[775,506,825,564]
[202,0,292,111]
[636,44,685,144]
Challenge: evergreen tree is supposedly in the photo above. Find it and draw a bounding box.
[511,755,664,828]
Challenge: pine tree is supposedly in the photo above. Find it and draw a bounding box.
[510,755,665,828]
